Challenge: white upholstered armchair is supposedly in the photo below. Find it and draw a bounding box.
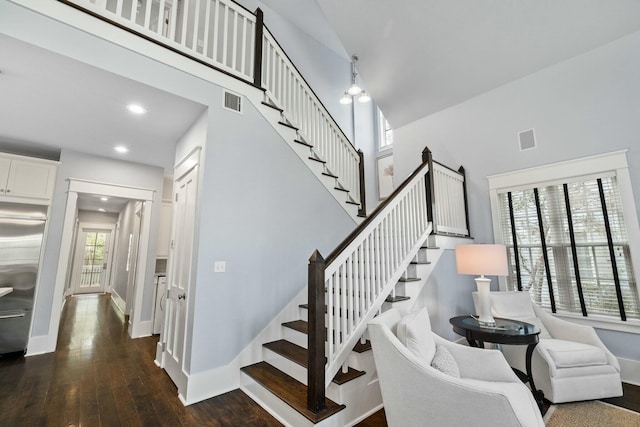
[367,307,544,427]
[475,291,623,403]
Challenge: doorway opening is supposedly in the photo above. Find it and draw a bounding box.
[39,179,155,355]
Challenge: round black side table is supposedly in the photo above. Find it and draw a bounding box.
[450,316,544,410]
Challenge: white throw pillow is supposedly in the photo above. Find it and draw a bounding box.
[397,307,436,364]
[431,345,460,378]
[490,291,536,319]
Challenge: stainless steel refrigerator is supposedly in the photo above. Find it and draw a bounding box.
[0,202,47,356]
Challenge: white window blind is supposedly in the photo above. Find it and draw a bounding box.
[497,175,640,320]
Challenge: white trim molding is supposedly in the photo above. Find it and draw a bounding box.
[619,357,640,386]
[486,150,640,332]
[42,178,156,355]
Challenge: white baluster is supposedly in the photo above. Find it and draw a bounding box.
[231,11,238,71]
[221,4,229,66]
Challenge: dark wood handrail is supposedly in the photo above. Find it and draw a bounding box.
[325,152,431,266]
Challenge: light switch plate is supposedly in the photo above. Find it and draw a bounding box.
[214,261,226,273]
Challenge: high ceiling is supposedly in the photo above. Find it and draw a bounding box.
[316,0,640,128]
[0,34,206,171]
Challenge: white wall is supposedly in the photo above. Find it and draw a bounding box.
[186,94,357,373]
[112,201,137,304]
[394,30,640,361]
[77,210,118,224]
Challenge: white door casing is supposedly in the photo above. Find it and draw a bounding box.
[38,179,156,355]
[158,148,200,394]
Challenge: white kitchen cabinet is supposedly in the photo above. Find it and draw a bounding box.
[0,154,58,202]
[156,201,172,258]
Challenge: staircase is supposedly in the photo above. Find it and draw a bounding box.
[239,148,470,427]
[44,2,472,423]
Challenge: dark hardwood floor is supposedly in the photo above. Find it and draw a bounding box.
[3,294,637,426]
[0,294,282,426]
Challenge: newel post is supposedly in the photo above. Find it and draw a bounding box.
[252,8,264,87]
[307,250,326,413]
[458,166,471,237]
[422,146,436,232]
[357,149,367,217]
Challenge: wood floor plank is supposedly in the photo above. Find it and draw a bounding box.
[0,294,282,427]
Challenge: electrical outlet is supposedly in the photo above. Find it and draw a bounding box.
[214,261,226,273]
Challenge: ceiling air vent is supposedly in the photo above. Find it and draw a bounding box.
[518,128,536,151]
[223,90,242,113]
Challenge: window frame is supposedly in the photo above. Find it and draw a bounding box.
[376,106,393,152]
[487,150,640,332]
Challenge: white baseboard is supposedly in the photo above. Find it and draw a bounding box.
[111,290,126,314]
[180,362,240,405]
[619,357,640,386]
[130,320,153,338]
[26,334,54,356]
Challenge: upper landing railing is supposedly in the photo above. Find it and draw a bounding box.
[59,0,363,208]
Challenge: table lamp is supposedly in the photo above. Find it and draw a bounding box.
[455,244,508,326]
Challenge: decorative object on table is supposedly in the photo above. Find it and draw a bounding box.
[455,244,508,326]
[376,153,393,200]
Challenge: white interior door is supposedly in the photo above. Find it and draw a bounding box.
[162,164,198,390]
[72,225,114,295]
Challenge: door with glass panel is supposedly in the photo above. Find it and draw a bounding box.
[72,225,114,295]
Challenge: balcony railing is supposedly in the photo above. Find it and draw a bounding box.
[59,0,362,208]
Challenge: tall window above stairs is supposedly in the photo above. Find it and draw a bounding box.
[377,108,393,151]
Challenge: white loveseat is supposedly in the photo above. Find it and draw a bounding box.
[367,307,544,427]
[475,291,623,403]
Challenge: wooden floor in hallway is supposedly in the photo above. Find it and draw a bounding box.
[0,294,282,426]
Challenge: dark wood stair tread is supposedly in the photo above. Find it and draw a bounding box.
[241,362,345,423]
[398,277,421,282]
[263,340,365,385]
[332,367,366,385]
[410,261,432,265]
[345,200,360,206]
[334,186,349,192]
[385,295,410,303]
[422,245,440,250]
[322,172,339,179]
[278,121,299,130]
[294,139,313,148]
[283,320,309,334]
[261,101,283,112]
[353,340,372,353]
[308,156,326,164]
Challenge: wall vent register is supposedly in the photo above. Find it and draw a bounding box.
[223,91,242,113]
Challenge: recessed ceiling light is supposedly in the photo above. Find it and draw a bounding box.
[127,103,146,115]
[98,208,106,212]
[100,197,109,201]
[114,145,129,154]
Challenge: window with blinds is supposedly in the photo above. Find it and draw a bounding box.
[497,174,640,321]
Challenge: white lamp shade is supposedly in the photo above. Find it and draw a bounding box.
[455,244,508,276]
[339,93,353,105]
[347,83,362,96]
[357,91,371,103]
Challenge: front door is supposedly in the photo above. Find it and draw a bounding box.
[161,164,198,390]
[72,226,114,295]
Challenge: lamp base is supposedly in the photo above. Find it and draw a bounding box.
[474,276,495,326]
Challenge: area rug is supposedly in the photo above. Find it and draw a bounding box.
[544,400,640,426]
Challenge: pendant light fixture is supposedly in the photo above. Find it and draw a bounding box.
[340,55,370,104]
